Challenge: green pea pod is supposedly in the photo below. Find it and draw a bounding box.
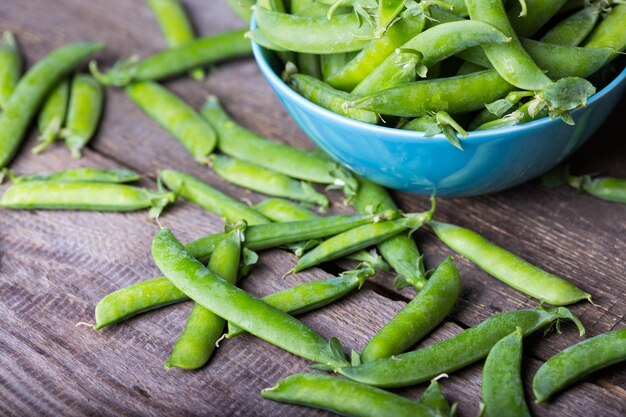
[8,167,140,184]
[540,2,602,46]
[338,306,583,387]
[61,74,104,159]
[227,267,375,338]
[320,53,351,81]
[0,32,22,110]
[508,0,568,37]
[126,82,217,163]
[569,175,626,203]
[166,227,244,370]
[201,95,358,198]
[159,169,270,225]
[225,0,255,21]
[377,0,407,36]
[360,257,462,363]
[261,373,440,417]
[210,155,329,210]
[146,0,204,80]
[585,4,626,53]
[0,181,175,218]
[90,29,251,86]
[33,79,70,154]
[533,327,626,403]
[429,220,591,305]
[151,227,349,368]
[287,72,378,124]
[254,8,374,53]
[351,49,424,96]
[482,327,531,417]
[0,41,104,168]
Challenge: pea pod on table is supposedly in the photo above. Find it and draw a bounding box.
[6,167,140,184]
[33,79,70,154]
[569,174,626,204]
[0,31,22,111]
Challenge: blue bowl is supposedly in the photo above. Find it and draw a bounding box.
[251,20,626,197]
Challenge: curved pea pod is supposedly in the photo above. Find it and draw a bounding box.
[8,167,140,184]
[338,306,583,387]
[126,82,217,163]
[227,266,375,338]
[533,328,626,403]
[166,227,243,370]
[159,169,270,225]
[0,41,104,168]
[287,71,378,124]
[0,181,175,218]
[210,154,329,210]
[482,327,531,417]
[0,32,22,110]
[585,4,626,53]
[360,257,462,363]
[90,29,251,86]
[261,373,442,417]
[540,2,602,46]
[507,0,568,37]
[33,79,70,154]
[350,69,514,117]
[61,74,104,159]
[146,0,204,80]
[254,7,373,54]
[569,175,626,204]
[151,227,350,368]
[429,220,591,305]
[201,95,358,198]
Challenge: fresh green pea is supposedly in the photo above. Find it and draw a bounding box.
[254,8,374,54]
[294,208,433,273]
[508,0,569,37]
[166,228,243,370]
[210,154,329,210]
[126,81,216,163]
[90,29,251,86]
[0,42,104,168]
[146,0,204,80]
[61,74,104,159]
[200,95,358,197]
[7,167,140,184]
[159,169,270,225]
[33,80,70,154]
[533,328,626,403]
[351,49,425,96]
[0,181,175,218]
[360,257,462,363]
[350,69,514,117]
[482,327,531,417]
[225,0,255,21]
[261,373,442,417]
[0,32,22,111]
[227,266,375,338]
[569,174,626,203]
[352,177,427,290]
[585,4,626,52]
[287,71,379,124]
[338,306,583,387]
[429,220,591,305]
[151,227,349,367]
[540,2,602,46]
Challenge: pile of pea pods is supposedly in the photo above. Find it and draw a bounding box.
[1,1,626,416]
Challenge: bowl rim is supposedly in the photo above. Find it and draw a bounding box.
[250,15,626,145]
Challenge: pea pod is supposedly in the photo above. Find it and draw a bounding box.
[33,80,70,154]
[0,32,22,110]
[351,49,425,96]
[7,167,140,184]
[0,41,104,168]
[151,227,349,368]
[585,4,626,52]
[166,228,243,370]
[338,306,583,387]
[482,327,531,417]
[533,328,626,403]
[508,0,568,37]
[0,181,175,218]
[90,29,251,86]
[159,169,270,225]
[360,257,462,363]
[320,53,351,81]
[540,2,602,46]
[376,0,408,36]
[227,267,375,338]
[429,220,591,305]
[61,74,104,159]
[200,95,357,197]
[261,373,441,417]
[569,174,626,204]
[210,154,329,210]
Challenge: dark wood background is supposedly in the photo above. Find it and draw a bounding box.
[1,1,625,416]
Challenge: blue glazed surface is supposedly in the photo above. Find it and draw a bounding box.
[251,19,626,197]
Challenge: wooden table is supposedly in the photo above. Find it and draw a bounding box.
[1,1,625,416]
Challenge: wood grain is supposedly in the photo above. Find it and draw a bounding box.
[0,0,625,416]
